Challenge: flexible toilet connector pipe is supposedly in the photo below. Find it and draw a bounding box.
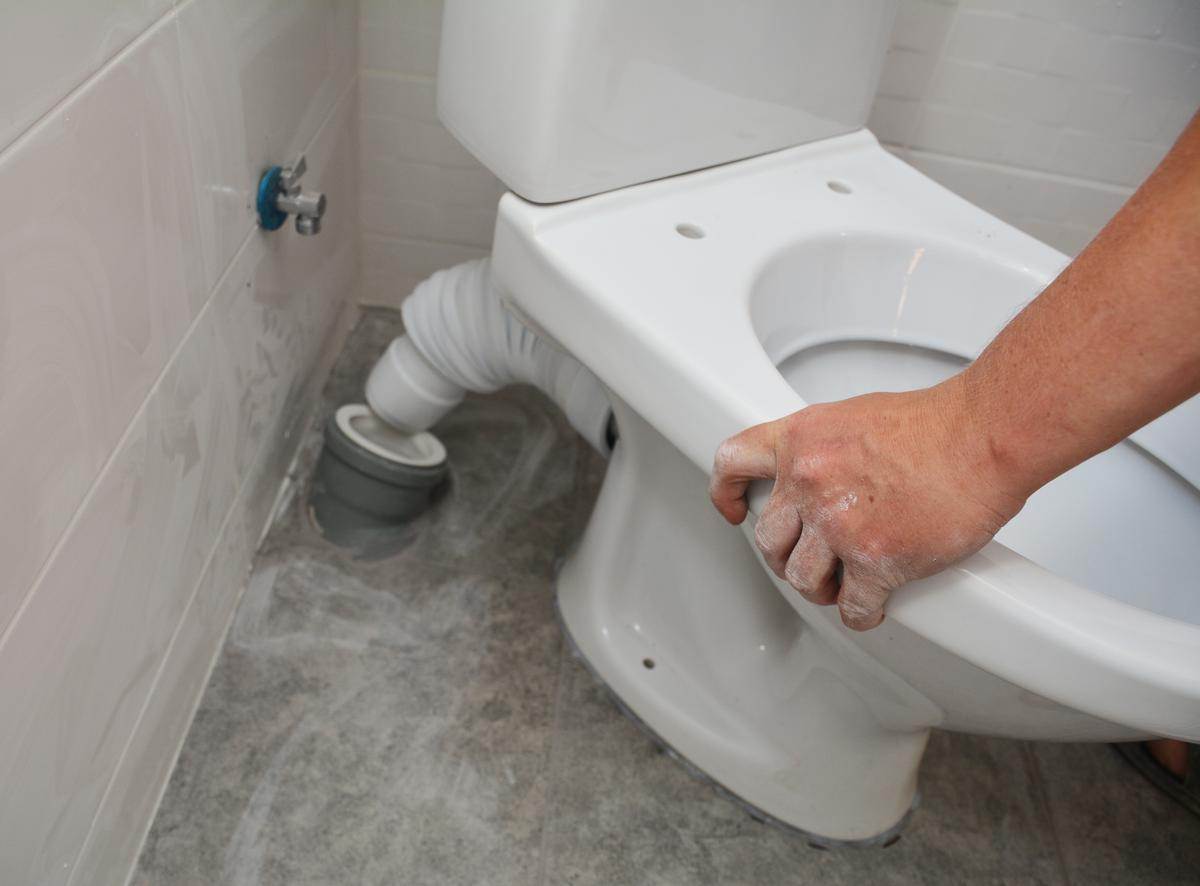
[366,258,613,454]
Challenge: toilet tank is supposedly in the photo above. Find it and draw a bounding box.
[436,0,896,203]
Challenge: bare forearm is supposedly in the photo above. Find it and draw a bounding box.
[953,112,1200,499]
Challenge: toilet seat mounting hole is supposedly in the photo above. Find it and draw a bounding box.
[643,657,656,670]
[827,180,853,194]
[675,222,706,239]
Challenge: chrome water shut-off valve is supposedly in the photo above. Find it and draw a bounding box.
[256,154,327,235]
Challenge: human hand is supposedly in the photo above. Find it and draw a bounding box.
[709,379,1027,630]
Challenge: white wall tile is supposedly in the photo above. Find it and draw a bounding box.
[360,196,495,249]
[944,10,1006,65]
[174,0,255,294]
[1043,25,1109,80]
[361,0,442,35]
[214,84,359,489]
[1112,0,1175,40]
[361,22,440,76]
[0,3,359,884]
[362,112,479,170]
[904,148,1132,255]
[361,70,437,119]
[361,235,485,307]
[1022,74,1077,125]
[867,95,921,145]
[1063,84,1129,133]
[1003,119,1065,173]
[878,0,1200,254]
[910,104,1014,163]
[1015,0,1073,23]
[1102,37,1200,99]
[370,158,505,216]
[360,0,441,74]
[0,320,232,885]
[0,0,174,152]
[360,0,446,74]
[877,47,942,100]
[995,15,1060,73]
[175,0,358,292]
[889,0,957,54]
[0,16,204,639]
[1166,0,1200,46]
[67,492,252,886]
[67,138,360,873]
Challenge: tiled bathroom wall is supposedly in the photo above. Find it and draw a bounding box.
[870,0,1200,255]
[358,0,1200,308]
[358,0,500,306]
[0,1,358,883]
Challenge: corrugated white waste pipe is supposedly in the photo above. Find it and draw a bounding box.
[366,258,613,454]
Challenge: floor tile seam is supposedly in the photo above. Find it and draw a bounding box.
[532,641,573,886]
[1022,741,1074,886]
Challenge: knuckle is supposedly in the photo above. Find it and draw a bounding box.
[785,557,817,595]
[785,453,812,484]
[754,525,789,576]
[784,563,807,592]
[838,582,888,630]
[839,604,875,631]
[712,440,738,473]
[793,403,825,424]
[851,532,892,565]
[706,475,725,503]
[753,521,773,556]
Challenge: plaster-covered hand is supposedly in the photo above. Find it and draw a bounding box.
[709,112,1200,631]
[708,379,1027,631]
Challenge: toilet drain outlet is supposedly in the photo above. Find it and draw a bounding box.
[311,403,448,542]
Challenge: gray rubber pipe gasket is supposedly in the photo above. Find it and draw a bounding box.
[313,404,449,534]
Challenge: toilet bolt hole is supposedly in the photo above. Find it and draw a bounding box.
[827,180,853,194]
[675,222,706,239]
[642,657,656,670]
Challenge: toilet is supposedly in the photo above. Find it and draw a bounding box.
[410,0,1200,843]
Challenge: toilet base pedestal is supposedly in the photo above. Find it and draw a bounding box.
[557,397,932,844]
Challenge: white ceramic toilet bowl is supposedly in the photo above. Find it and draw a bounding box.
[490,130,1200,843]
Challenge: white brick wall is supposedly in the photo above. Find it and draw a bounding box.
[359,0,1200,305]
[873,0,1200,255]
[358,0,498,304]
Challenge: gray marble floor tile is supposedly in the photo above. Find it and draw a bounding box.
[135,550,562,886]
[537,653,1066,886]
[1032,741,1200,886]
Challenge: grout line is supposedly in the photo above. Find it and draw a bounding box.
[360,231,490,249]
[900,145,1139,194]
[533,638,573,886]
[894,0,959,156]
[80,292,359,886]
[359,68,436,83]
[0,5,182,163]
[358,227,494,253]
[0,68,361,652]
[54,70,362,884]
[81,462,250,886]
[0,239,228,653]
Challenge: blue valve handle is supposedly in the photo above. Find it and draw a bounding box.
[256,165,288,231]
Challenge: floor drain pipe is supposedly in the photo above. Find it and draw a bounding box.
[365,258,614,455]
